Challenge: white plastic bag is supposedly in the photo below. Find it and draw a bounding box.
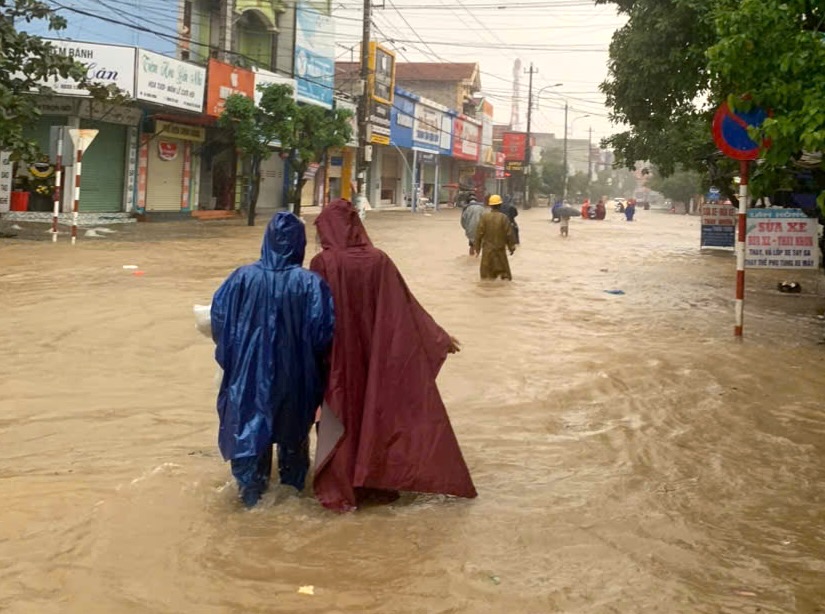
[193,304,212,338]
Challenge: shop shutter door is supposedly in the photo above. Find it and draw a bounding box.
[78,121,126,212]
[146,138,185,211]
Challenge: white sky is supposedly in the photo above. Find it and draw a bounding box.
[332,0,627,144]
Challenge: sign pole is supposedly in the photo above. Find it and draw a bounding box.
[52,127,64,242]
[735,160,749,337]
[72,147,83,245]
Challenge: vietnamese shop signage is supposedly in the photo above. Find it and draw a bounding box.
[453,117,480,161]
[0,152,12,212]
[206,59,255,117]
[700,202,736,248]
[294,0,334,109]
[502,132,528,161]
[136,50,206,112]
[413,103,442,151]
[44,40,136,97]
[745,209,819,269]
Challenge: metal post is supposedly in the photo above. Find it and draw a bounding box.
[735,160,749,337]
[72,148,83,245]
[433,155,440,212]
[524,63,536,208]
[357,0,372,198]
[411,149,418,212]
[52,127,64,242]
[562,102,568,200]
[588,126,592,200]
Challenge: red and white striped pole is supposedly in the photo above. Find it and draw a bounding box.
[52,127,64,242]
[72,148,83,246]
[735,160,749,337]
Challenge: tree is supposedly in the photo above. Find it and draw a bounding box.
[539,147,566,197]
[220,84,352,223]
[707,0,825,214]
[567,172,590,202]
[0,0,113,161]
[648,167,702,211]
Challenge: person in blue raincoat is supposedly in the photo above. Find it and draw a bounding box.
[211,212,335,507]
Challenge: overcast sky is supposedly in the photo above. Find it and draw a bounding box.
[332,0,627,145]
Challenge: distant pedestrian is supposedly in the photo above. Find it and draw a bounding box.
[625,199,636,222]
[474,194,516,280]
[559,213,570,238]
[460,197,486,255]
[499,194,520,244]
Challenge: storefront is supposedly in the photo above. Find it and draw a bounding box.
[452,114,482,197]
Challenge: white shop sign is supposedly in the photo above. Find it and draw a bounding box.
[253,68,296,106]
[44,40,136,97]
[745,209,820,269]
[136,49,206,112]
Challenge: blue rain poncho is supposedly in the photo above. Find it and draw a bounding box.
[211,212,335,463]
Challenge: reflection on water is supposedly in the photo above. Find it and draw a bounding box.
[1,209,823,613]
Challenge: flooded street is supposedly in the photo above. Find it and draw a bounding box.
[1,207,824,613]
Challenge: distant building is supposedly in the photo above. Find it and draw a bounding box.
[336,62,481,116]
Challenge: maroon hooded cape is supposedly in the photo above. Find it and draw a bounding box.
[310,199,477,512]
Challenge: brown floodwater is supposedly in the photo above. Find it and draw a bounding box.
[1,207,824,613]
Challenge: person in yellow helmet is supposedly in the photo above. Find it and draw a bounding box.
[473,194,516,280]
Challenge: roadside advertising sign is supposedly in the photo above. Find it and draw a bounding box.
[745,209,819,269]
[701,202,737,248]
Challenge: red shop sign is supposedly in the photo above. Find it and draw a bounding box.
[453,116,480,161]
[502,132,527,161]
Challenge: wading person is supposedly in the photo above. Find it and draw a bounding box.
[499,194,520,245]
[473,194,516,280]
[310,199,477,512]
[211,212,335,507]
[460,195,486,255]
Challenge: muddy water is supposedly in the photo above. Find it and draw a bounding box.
[1,208,823,613]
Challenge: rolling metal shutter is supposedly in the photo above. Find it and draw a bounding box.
[78,121,126,213]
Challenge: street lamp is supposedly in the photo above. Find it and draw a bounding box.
[524,82,562,207]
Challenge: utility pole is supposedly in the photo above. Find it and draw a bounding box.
[562,102,568,201]
[357,0,372,199]
[588,126,593,200]
[523,62,537,208]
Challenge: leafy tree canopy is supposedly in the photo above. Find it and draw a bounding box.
[598,0,825,212]
[1,0,116,161]
[219,83,352,222]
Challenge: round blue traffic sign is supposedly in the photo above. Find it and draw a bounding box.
[712,102,769,161]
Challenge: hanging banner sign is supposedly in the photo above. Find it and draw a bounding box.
[700,202,737,248]
[294,0,335,109]
[136,49,206,112]
[413,103,441,151]
[453,116,480,161]
[369,99,391,145]
[745,209,819,269]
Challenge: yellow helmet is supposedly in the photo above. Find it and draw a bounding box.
[488,194,503,206]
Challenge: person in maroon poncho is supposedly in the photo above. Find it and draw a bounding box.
[310,199,478,512]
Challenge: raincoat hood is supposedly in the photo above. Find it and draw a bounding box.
[261,212,306,269]
[315,199,372,250]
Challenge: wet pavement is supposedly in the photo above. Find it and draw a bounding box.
[1,207,824,613]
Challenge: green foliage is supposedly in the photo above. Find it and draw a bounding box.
[707,0,825,213]
[597,0,720,175]
[599,0,825,212]
[0,0,115,162]
[219,83,352,220]
[648,167,702,204]
[539,147,566,197]
[567,172,590,200]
